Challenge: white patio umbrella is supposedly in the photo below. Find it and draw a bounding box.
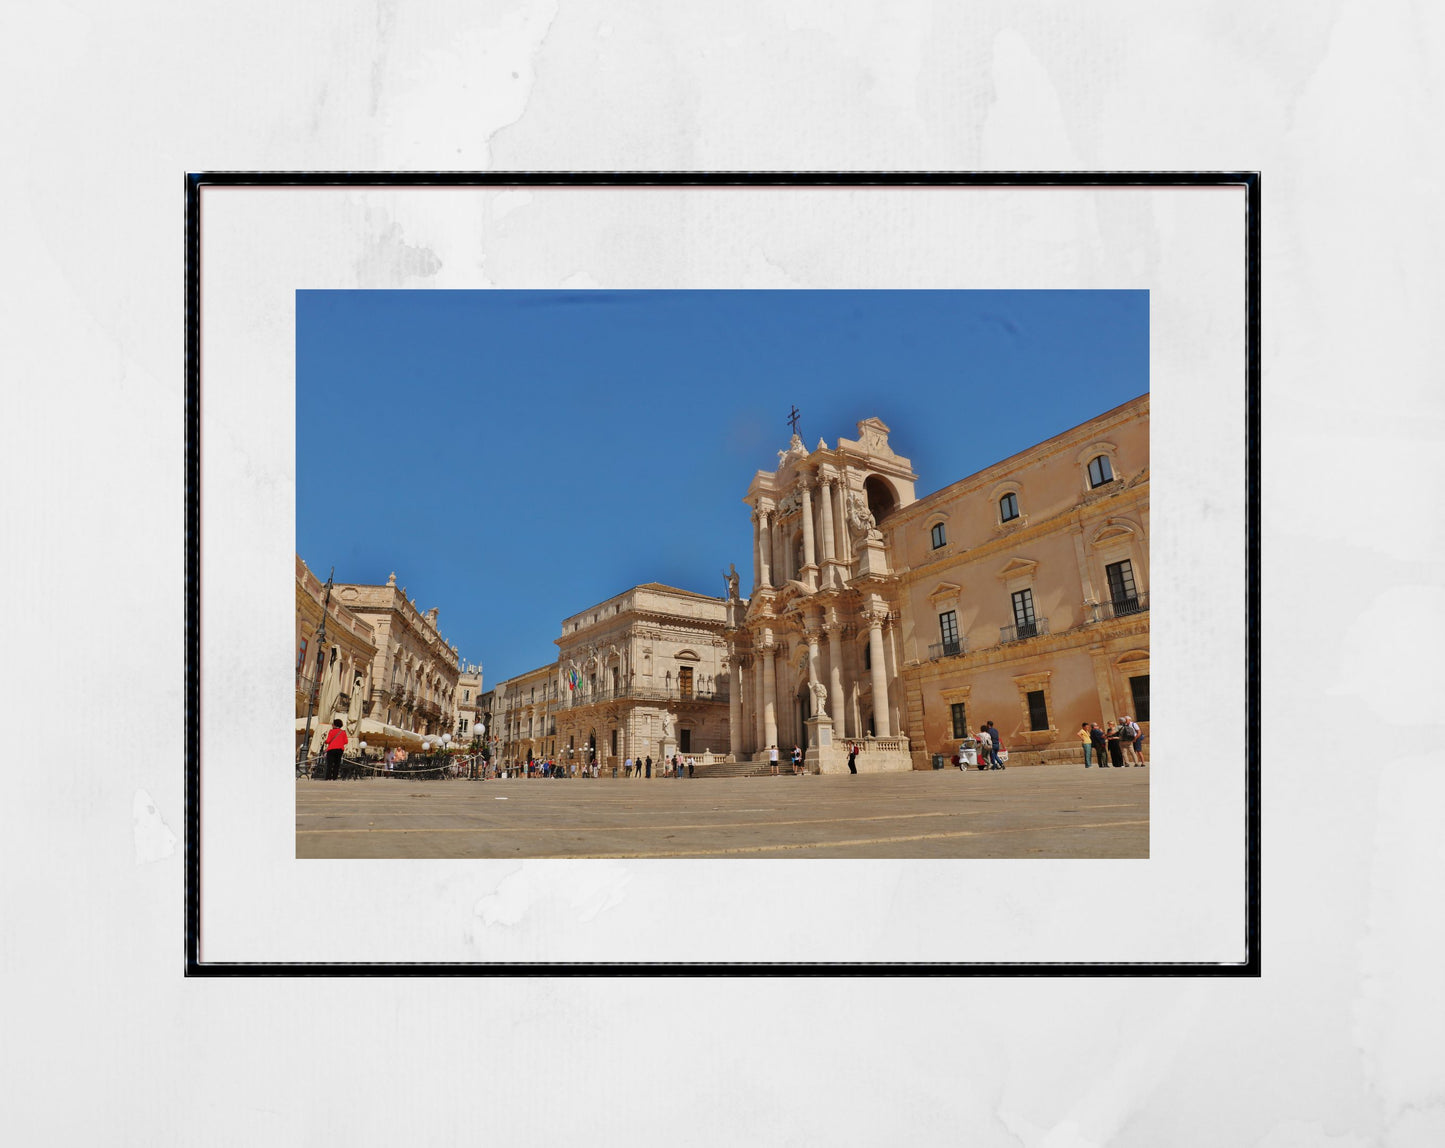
[344,673,366,739]
[308,655,343,757]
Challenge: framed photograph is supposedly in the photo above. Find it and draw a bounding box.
[187,173,1259,972]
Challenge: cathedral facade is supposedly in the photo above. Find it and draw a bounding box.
[728,396,1149,772]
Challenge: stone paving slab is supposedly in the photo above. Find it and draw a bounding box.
[296,764,1149,859]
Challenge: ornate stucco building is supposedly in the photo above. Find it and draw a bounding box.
[295,557,378,753]
[455,665,484,740]
[332,573,462,742]
[490,583,732,773]
[556,584,731,768]
[730,396,1149,772]
[493,663,559,768]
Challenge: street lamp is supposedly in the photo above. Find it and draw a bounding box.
[470,721,486,780]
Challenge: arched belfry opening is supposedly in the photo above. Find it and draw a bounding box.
[864,475,898,523]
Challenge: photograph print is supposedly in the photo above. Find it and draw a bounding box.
[293,288,1151,861]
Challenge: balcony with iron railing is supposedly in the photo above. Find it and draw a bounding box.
[1000,617,1051,644]
[1093,591,1150,621]
[295,673,317,697]
[565,682,730,707]
[927,637,967,661]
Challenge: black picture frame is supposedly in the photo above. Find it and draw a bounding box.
[185,171,1260,976]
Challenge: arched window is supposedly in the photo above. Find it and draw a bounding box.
[1088,455,1114,488]
[999,492,1019,522]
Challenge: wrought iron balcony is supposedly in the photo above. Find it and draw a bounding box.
[1085,592,1151,622]
[927,638,966,661]
[565,682,730,707]
[1000,617,1050,644]
[1099,591,1149,620]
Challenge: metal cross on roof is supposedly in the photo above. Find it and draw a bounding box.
[787,404,801,437]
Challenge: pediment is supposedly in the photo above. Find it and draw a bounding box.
[995,557,1039,581]
[1091,521,1137,547]
[926,581,964,603]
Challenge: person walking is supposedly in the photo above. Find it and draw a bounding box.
[1131,719,1147,765]
[322,719,348,780]
[975,725,992,770]
[624,755,633,779]
[769,745,780,776]
[847,741,858,774]
[687,755,695,778]
[1106,722,1124,768]
[644,755,652,779]
[1122,716,1144,766]
[791,745,802,775]
[1079,722,1094,768]
[1089,723,1108,773]
[986,722,1005,769]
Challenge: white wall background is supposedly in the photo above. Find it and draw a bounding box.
[2,1,1440,1144]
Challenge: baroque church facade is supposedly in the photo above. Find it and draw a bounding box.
[727,396,1150,773]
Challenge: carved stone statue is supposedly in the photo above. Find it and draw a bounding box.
[661,712,674,739]
[809,679,829,718]
[723,563,740,600]
[847,494,881,540]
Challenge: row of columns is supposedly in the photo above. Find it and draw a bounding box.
[752,473,855,593]
[729,610,897,758]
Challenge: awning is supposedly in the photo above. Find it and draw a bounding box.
[355,718,428,749]
[294,717,427,749]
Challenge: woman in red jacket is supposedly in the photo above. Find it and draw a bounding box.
[323,719,348,780]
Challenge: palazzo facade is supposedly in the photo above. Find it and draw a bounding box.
[295,556,378,753]
[730,397,1149,772]
[333,573,462,741]
[491,584,731,772]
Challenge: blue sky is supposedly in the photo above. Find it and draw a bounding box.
[297,289,1147,684]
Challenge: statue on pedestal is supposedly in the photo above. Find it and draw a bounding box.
[810,680,829,718]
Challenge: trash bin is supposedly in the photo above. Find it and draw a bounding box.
[932,754,946,770]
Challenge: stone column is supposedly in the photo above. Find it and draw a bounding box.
[800,481,817,585]
[883,615,901,737]
[759,509,773,588]
[804,621,823,734]
[826,621,846,740]
[752,511,763,592]
[818,476,837,580]
[866,612,891,737]
[834,479,852,565]
[753,638,767,752]
[729,653,743,758]
[761,635,778,750]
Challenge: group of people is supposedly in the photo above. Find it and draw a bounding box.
[951,721,1008,770]
[480,754,708,780]
[764,744,815,776]
[1078,717,1146,768]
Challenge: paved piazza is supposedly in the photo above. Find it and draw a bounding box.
[296,766,1148,859]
